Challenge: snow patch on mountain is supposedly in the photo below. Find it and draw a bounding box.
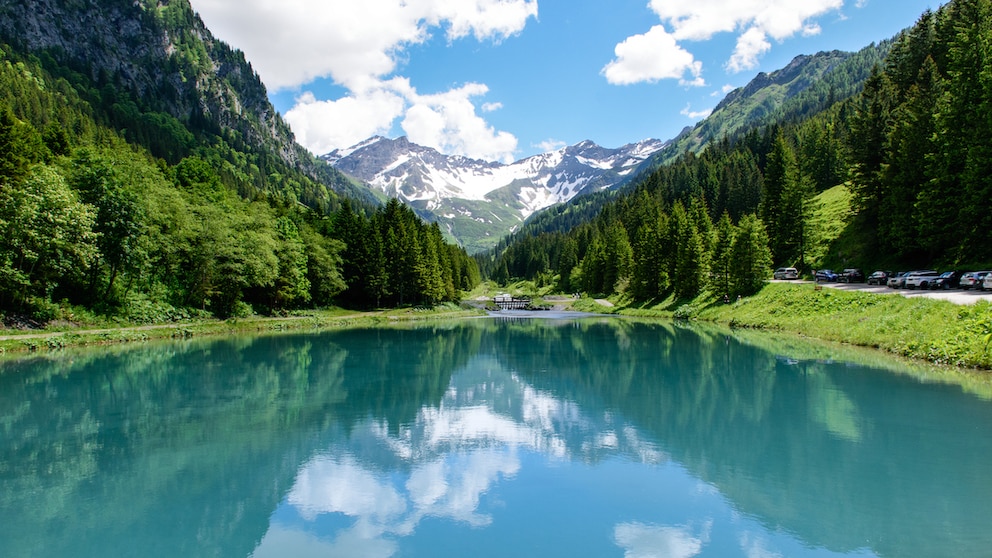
[324,136,664,218]
[321,136,666,252]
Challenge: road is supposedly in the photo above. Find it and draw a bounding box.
[771,280,992,304]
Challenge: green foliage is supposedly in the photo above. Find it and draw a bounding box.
[0,37,475,323]
[329,198,480,309]
[650,42,891,166]
[730,214,774,296]
[700,283,992,369]
[487,0,992,300]
[844,0,992,265]
[0,164,98,311]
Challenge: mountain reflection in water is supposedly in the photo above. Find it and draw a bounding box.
[1,318,989,557]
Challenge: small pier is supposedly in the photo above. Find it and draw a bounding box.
[493,294,532,310]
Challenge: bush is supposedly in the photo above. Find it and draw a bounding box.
[673,303,697,321]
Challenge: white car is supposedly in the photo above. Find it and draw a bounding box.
[982,272,992,291]
[961,271,990,290]
[773,267,799,280]
[903,270,939,289]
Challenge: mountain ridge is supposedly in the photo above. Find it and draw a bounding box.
[0,0,373,209]
[322,135,666,252]
[649,44,888,167]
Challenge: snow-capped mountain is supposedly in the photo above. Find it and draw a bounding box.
[322,136,666,252]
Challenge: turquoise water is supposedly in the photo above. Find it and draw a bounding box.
[1,318,990,557]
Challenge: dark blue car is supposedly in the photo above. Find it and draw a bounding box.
[815,269,838,282]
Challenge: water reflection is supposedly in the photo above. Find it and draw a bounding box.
[0,319,990,557]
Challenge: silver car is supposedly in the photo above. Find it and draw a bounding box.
[960,272,990,290]
[887,272,908,288]
[773,267,799,280]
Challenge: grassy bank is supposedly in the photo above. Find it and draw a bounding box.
[611,283,992,369]
[0,303,484,355]
[5,281,992,372]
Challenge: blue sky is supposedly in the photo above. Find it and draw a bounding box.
[190,0,941,163]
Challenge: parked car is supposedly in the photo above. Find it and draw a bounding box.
[978,271,992,290]
[867,270,892,285]
[931,270,963,290]
[960,271,990,290]
[903,270,939,289]
[838,268,864,283]
[887,272,909,289]
[982,273,992,291]
[815,269,838,282]
[773,267,799,280]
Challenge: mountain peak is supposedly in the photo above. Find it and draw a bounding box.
[321,137,666,252]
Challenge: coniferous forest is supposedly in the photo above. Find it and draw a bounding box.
[4,0,992,322]
[485,0,992,301]
[0,0,479,322]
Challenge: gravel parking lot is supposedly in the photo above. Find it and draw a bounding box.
[770,280,992,304]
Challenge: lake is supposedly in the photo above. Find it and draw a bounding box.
[1,317,990,557]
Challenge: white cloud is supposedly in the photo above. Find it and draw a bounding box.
[285,89,406,156]
[401,83,519,163]
[602,26,703,86]
[726,27,772,73]
[606,0,845,86]
[442,0,540,43]
[614,522,708,558]
[738,531,784,558]
[481,102,503,113]
[535,139,567,152]
[192,0,537,90]
[288,457,408,521]
[712,84,737,96]
[680,104,713,120]
[647,0,842,43]
[190,0,536,162]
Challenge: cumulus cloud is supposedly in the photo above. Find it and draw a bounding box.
[193,0,537,90]
[603,26,703,86]
[190,0,536,161]
[401,83,519,163]
[727,27,773,73]
[605,0,845,86]
[285,89,406,156]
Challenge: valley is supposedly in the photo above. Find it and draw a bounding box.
[322,136,665,252]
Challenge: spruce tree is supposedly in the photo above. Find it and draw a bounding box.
[730,214,773,296]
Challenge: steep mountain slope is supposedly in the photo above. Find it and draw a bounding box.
[0,0,372,210]
[0,0,482,318]
[324,136,665,253]
[650,43,890,166]
[487,44,890,256]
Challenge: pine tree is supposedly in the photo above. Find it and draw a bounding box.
[887,57,941,258]
[934,0,992,261]
[848,67,896,235]
[710,212,736,298]
[730,214,773,296]
[669,201,707,300]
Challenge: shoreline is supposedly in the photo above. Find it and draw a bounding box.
[2,284,991,372]
[0,307,483,355]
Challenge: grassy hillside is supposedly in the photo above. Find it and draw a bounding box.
[650,43,889,167]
